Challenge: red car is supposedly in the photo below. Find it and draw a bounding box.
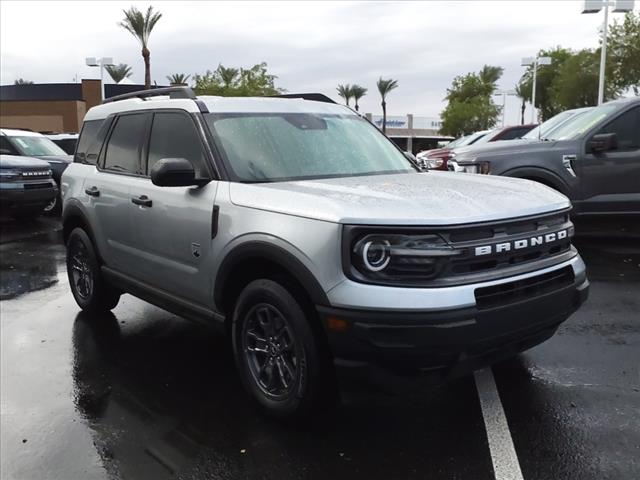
[417,124,537,170]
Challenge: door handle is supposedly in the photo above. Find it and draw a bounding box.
[85,186,100,197]
[131,195,152,207]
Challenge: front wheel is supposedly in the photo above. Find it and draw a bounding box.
[232,279,333,419]
[66,228,120,312]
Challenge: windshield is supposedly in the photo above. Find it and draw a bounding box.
[472,129,500,145]
[459,131,488,146]
[546,104,619,141]
[524,109,588,140]
[9,136,67,156]
[205,113,415,182]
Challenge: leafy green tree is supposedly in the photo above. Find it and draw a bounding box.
[193,62,282,96]
[14,78,33,85]
[336,84,352,106]
[440,65,503,137]
[517,47,572,121]
[350,84,368,112]
[118,6,162,89]
[376,77,398,133]
[552,49,601,109]
[167,73,190,85]
[607,11,640,95]
[105,64,132,83]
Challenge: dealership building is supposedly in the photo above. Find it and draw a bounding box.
[0,80,157,133]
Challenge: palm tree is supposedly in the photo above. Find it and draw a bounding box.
[218,65,239,89]
[336,84,352,106]
[118,6,162,89]
[514,82,528,125]
[376,77,399,133]
[167,73,190,86]
[351,84,368,112]
[105,64,132,83]
[14,78,33,85]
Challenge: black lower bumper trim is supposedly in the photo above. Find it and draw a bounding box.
[318,277,589,391]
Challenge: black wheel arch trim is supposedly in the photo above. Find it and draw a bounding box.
[214,241,330,311]
[500,166,571,196]
[62,202,103,259]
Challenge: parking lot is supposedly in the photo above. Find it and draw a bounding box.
[0,216,637,480]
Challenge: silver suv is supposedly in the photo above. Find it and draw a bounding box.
[61,87,589,418]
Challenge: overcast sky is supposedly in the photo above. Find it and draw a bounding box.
[1,1,634,124]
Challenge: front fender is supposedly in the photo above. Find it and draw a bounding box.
[500,166,571,197]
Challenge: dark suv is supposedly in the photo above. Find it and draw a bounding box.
[449,97,640,216]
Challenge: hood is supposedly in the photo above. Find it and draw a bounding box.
[36,155,72,164]
[453,138,566,160]
[229,172,570,225]
[419,147,451,157]
[0,154,52,169]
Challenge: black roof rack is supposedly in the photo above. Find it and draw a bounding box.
[271,93,336,104]
[102,86,197,104]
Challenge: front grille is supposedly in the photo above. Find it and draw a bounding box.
[474,266,574,310]
[436,211,574,282]
[20,170,50,178]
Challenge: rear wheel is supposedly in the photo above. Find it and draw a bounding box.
[66,228,120,312]
[232,279,333,419]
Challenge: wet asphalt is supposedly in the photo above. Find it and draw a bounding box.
[0,216,638,480]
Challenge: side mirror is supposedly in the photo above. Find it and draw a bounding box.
[588,133,618,153]
[150,158,209,187]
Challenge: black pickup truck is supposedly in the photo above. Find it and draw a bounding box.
[449,97,640,216]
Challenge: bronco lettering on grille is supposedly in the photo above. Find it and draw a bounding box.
[474,229,568,256]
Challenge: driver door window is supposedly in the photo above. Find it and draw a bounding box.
[146,112,207,177]
[595,106,640,152]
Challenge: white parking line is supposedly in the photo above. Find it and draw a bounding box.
[474,368,524,480]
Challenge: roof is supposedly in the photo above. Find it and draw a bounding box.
[1,128,45,137]
[85,94,352,121]
[45,133,79,139]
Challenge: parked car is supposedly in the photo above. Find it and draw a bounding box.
[449,97,640,216]
[0,129,72,214]
[46,133,79,155]
[0,154,57,218]
[416,130,491,170]
[417,125,538,171]
[62,87,588,419]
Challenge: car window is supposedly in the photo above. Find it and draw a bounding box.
[4,135,66,156]
[0,137,20,155]
[499,127,530,141]
[596,106,640,151]
[206,113,414,182]
[75,120,102,164]
[103,114,147,174]
[147,112,207,176]
[549,103,619,140]
[54,138,77,155]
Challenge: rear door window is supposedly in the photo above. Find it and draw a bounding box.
[75,120,102,164]
[103,114,148,174]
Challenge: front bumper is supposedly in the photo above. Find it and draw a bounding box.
[0,182,58,211]
[319,258,589,391]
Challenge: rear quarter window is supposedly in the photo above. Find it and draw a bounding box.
[75,120,104,164]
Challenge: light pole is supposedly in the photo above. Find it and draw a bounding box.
[521,56,552,123]
[85,57,115,101]
[493,90,517,127]
[581,0,635,105]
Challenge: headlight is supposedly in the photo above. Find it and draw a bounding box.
[347,231,463,285]
[448,160,490,174]
[0,169,20,181]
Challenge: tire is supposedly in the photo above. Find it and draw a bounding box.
[43,192,61,216]
[232,279,333,419]
[66,227,120,312]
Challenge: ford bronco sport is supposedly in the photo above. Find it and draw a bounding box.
[61,87,589,418]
